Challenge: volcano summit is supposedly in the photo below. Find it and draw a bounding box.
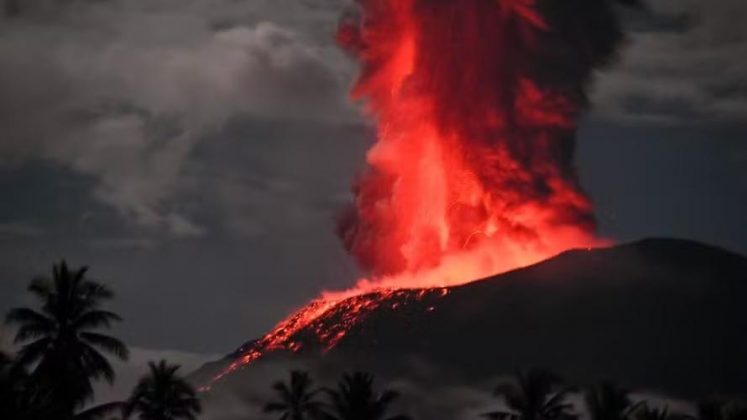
[197,239,747,397]
[196,0,746,406]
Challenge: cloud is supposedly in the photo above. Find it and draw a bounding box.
[592,0,747,123]
[0,222,43,237]
[3,0,744,241]
[0,0,352,236]
[90,237,158,250]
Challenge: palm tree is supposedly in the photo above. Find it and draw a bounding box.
[484,369,576,420]
[1,351,124,420]
[124,360,201,420]
[325,371,409,420]
[585,383,641,420]
[264,370,327,420]
[4,261,129,418]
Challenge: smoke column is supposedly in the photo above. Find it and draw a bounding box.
[337,0,633,288]
[206,0,635,386]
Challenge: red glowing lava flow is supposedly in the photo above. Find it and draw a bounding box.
[205,288,449,389]
[205,0,630,388]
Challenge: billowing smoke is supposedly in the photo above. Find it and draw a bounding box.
[208,0,638,386]
[337,0,636,284]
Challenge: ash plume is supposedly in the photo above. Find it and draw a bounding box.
[206,0,641,387]
[337,0,638,281]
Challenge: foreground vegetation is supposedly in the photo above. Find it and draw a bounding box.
[264,369,747,420]
[2,261,747,420]
[0,261,200,420]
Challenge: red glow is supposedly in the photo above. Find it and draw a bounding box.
[203,288,450,390]
[205,0,608,388]
[337,0,604,285]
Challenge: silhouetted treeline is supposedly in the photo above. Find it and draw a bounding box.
[264,370,409,420]
[0,261,201,420]
[262,368,747,420]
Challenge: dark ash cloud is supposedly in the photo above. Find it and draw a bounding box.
[594,0,747,123]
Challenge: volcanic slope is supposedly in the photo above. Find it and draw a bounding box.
[197,238,747,397]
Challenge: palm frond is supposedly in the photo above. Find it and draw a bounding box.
[80,343,116,384]
[126,359,201,419]
[5,308,55,341]
[27,277,52,301]
[78,280,114,303]
[73,310,122,330]
[379,390,400,406]
[543,387,575,413]
[80,332,129,360]
[16,337,52,367]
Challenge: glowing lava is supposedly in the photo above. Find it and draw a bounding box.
[204,287,450,389]
[206,0,631,388]
[336,0,607,284]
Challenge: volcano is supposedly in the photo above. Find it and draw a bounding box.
[195,238,747,397]
[191,0,744,409]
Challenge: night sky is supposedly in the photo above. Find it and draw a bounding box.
[1,0,746,396]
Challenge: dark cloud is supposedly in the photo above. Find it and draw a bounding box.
[594,0,747,123]
[0,0,352,235]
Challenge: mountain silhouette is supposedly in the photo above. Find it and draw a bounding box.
[195,238,747,397]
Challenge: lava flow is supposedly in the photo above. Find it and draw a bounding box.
[206,0,631,388]
[206,287,449,388]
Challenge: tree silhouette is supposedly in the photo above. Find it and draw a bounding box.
[325,372,409,420]
[585,383,641,420]
[484,369,576,420]
[124,360,201,420]
[264,370,327,420]
[4,261,129,419]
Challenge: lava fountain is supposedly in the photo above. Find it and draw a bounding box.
[206,0,633,387]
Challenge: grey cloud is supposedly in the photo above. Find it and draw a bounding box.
[0,0,352,236]
[592,0,747,124]
[0,221,43,237]
[184,118,369,241]
[90,236,159,250]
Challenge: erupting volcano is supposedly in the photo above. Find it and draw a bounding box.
[206,0,634,388]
